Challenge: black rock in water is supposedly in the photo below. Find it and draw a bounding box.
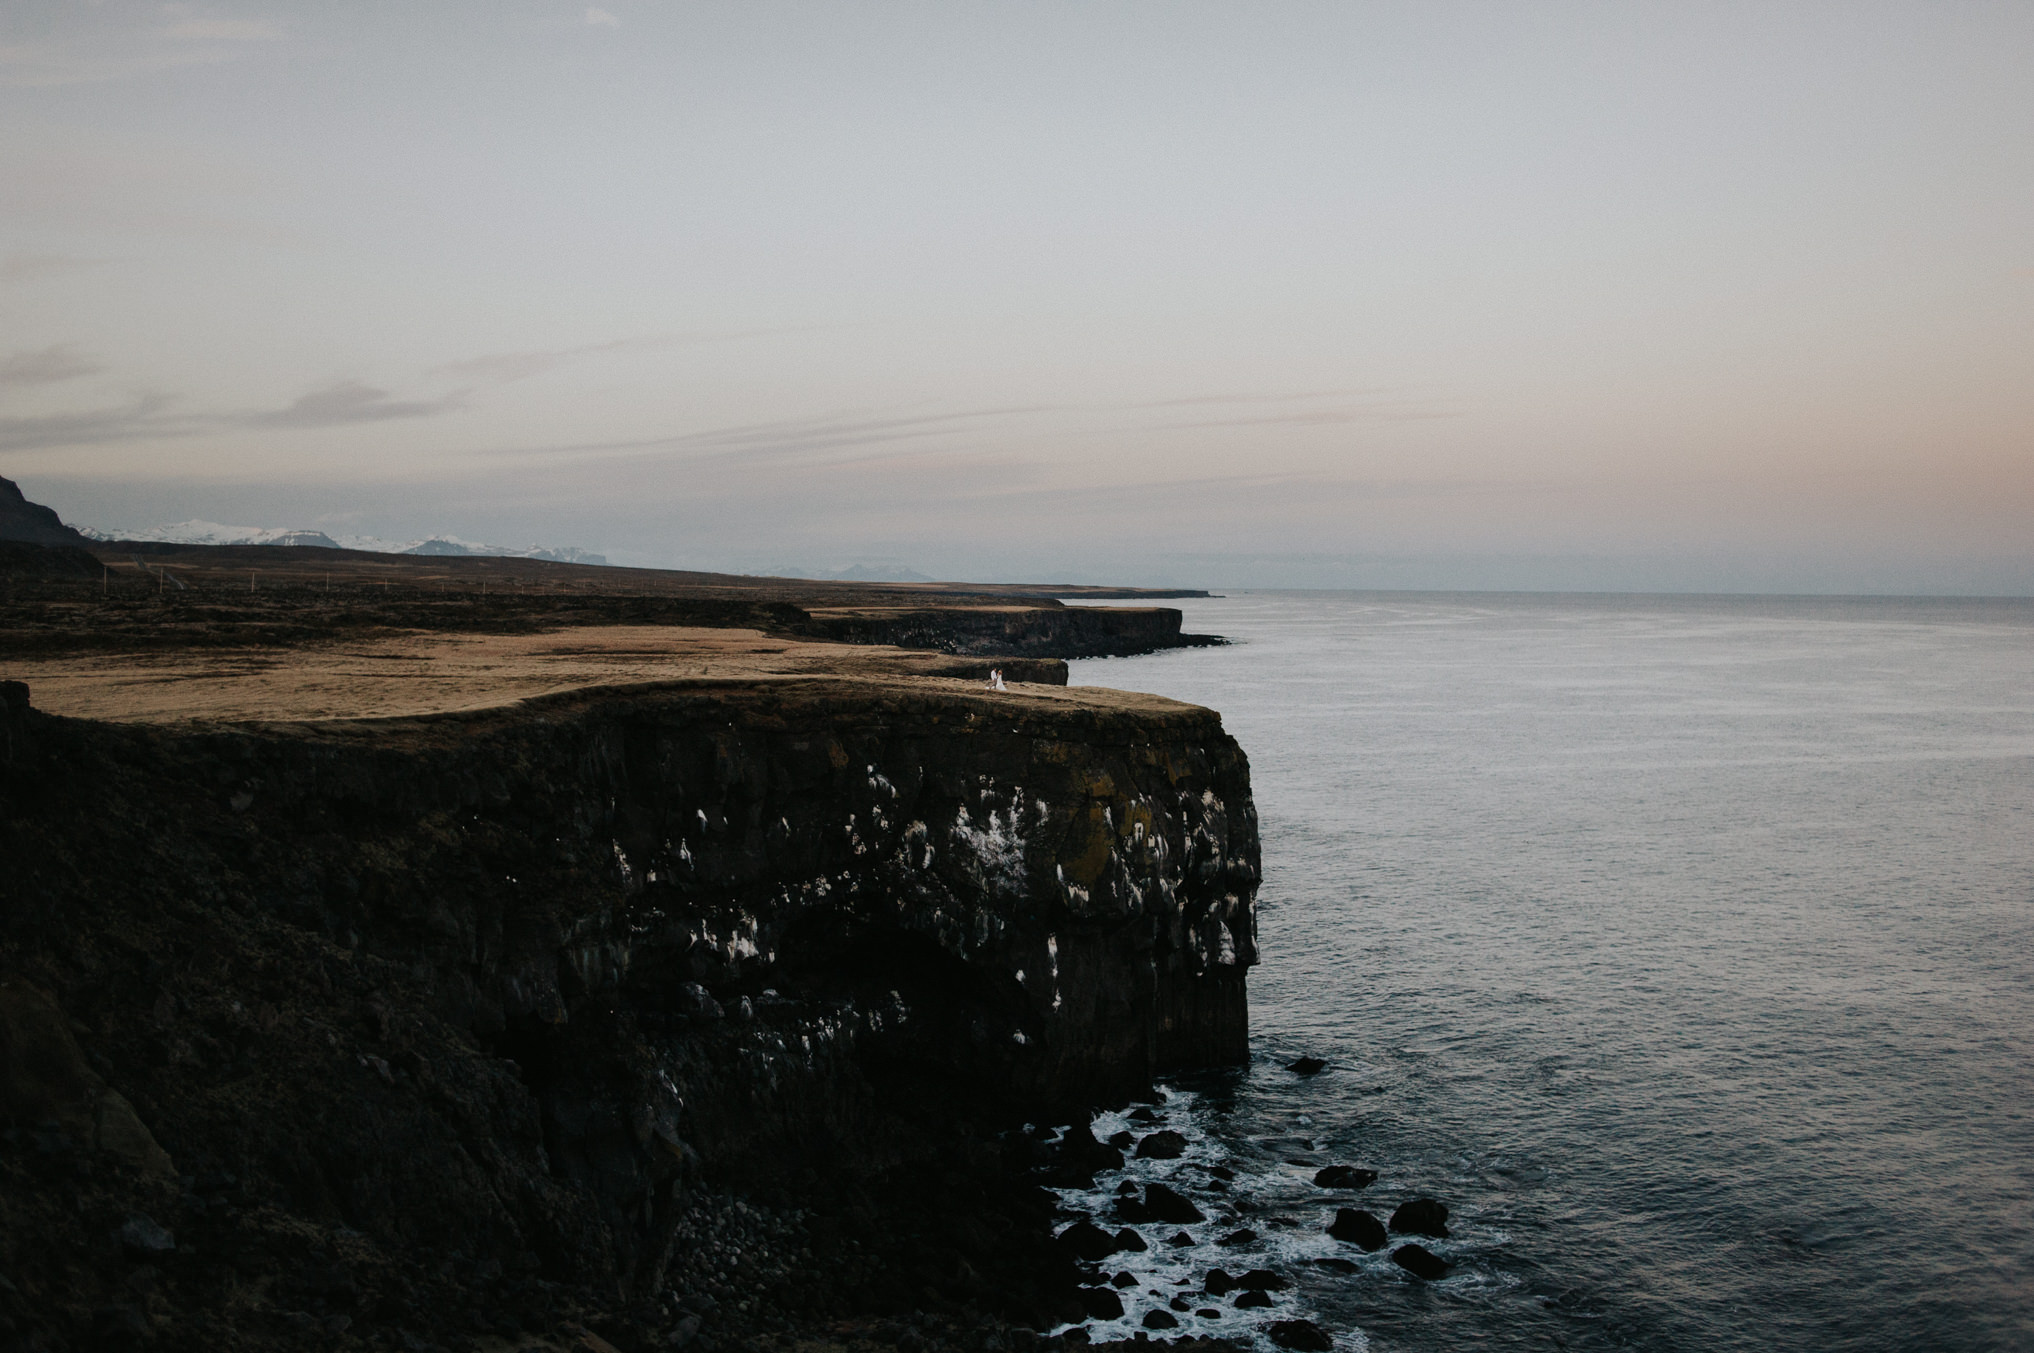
[1141,1182,1205,1224]
[1313,1165,1378,1190]
[1057,1221,1122,1261]
[1197,1308,1222,1319]
[1391,1243,1450,1281]
[1216,1227,1257,1247]
[1388,1197,1451,1238]
[1127,1107,1160,1124]
[1167,1231,1197,1247]
[1142,1310,1179,1330]
[1110,1271,1137,1288]
[1207,1163,1236,1180]
[1238,1268,1289,1291]
[1060,1121,1126,1170]
[1286,1056,1328,1075]
[1114,1227,1148,1252]
[1311,1257,1361,1274]
[1079,1287,1125,1319]
[1203,1269,1237,1296]
[1270,1319,1335,1351]
[1235,1290,1274,1309]
[1327,1207,1388,1251]
[1135,1130,1188,1159]
[1108,1130,1136,1150]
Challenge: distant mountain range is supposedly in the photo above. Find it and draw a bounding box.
[77,519,607,566]
[757,560,935,583]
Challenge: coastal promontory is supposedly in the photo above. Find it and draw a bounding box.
[0,523,1257,1353]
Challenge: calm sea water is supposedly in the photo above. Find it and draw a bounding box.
[1063,592,2034,1353]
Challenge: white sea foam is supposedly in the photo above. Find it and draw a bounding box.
[1047,1088,1375,1353]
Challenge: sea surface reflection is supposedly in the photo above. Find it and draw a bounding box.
[1069,592,2034,1352]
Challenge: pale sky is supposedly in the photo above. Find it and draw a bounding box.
[3,1,2030,590]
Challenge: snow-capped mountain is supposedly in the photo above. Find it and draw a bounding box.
[81,520,607,565]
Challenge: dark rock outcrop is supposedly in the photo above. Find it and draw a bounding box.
[1392,1243,1450,1280]
[1057,1221,1123,1261]
[1270,1318,1334,1350]
[1134,1129,1188,1159]
[805,605,1219,659]
[0,476,90,547]
[1314,1164,1377,1190]
[1389,1197,1451,1238]
[1327,1207,1388,1251]
[1118,1182,1206,1225]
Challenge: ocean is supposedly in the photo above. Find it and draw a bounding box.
[1059,591,2034,1352]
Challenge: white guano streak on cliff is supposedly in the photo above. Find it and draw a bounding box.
[951,792,1028,896]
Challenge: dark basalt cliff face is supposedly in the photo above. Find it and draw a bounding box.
[0,680,1257,1351]
[802,607,1219,659]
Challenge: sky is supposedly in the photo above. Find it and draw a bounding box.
[2,1,2030,591]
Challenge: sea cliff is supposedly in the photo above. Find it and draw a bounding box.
[0,674,1257,1351]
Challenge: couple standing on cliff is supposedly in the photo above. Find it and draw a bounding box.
[985,668,1008,691]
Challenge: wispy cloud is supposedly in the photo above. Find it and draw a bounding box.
[249,381,465,428]
[428,327,819,386]
[469,387,1459,470]
[0,346,102,389]
[584,7,621,28]
[159,13,282,43]
[490,404,1061,467]
[0,395,190,452]
[1170,399,1460,429]
[1,375,468,450]
[0,7,279,88]
[1131,388,1370,408]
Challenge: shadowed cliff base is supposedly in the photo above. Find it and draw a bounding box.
[0,516,1259,1353]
